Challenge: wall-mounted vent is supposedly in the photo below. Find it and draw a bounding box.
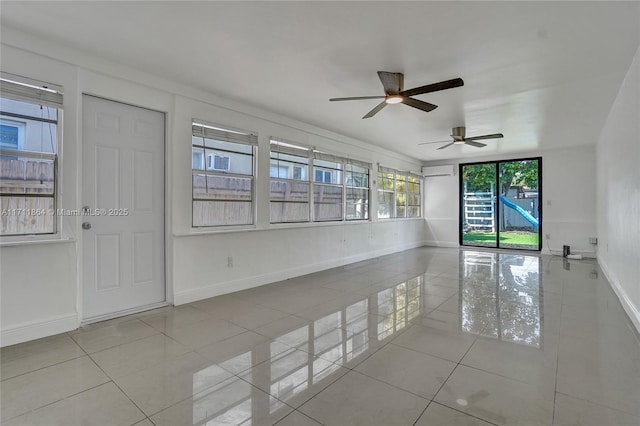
[208,154,231,171]
[422,165,454,177]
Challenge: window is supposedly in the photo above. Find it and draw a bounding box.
[345,163,369,220]
[407,175,421,217]
[270,140,311,223]
[192,121,257,227]
[0,72,62,236]
[377,166,422,219]
[269,139,371,224]
[314,169,332,183]
[293,166,303,180]
[377,167,395,219]
[313,155,343,222]
[0,121,25,150]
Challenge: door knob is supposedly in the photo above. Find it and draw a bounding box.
[82,222,92,230]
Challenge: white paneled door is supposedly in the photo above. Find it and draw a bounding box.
[82,95,165,320]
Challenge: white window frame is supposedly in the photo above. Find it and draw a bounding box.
[0,119,25,150]
[191,120,257,228]
[406,173,422,218]
[345,162,370,221]
[269,138,371,224]
[269,139,312,224]
[0,72,63,239]
[377,165,422,219]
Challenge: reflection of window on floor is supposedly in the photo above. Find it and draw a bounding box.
[377,276,422,339]
[460,251,542,348]
[274,325,308,348]
[314,321,344,362]
[190,369,289,425]
[190,274,429,421]
[269,349,310,403]
[344,300,370,361]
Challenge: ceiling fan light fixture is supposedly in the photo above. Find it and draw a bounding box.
[385,96,403,104]
[453,140,465,145]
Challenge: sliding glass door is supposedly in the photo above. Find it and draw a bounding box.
[460,158,541,251]
[461,163,498,248]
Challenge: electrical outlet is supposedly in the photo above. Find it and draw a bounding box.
[545,234,550,240]
[227,256,233,268]
[589,237,598,245]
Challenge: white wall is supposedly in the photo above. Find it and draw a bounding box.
[0,30,426,346]
[596,45,640,332]
[422,146,598,256]
[170,95,426,304]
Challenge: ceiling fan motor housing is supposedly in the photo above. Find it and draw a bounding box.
[452,127,466,139]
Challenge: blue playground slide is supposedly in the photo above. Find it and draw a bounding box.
[499,195,539,229]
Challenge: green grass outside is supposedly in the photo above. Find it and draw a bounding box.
[463,232,539,247]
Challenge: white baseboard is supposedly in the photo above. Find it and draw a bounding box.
[424,240,460,248]
[1,313,78,347]
[543,247,596,258]
[598,256,640,334]
[174,241,426,305]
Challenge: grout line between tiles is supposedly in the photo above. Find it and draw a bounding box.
[408,339,477,426]
[554,391,640,420]
[68,320,162,355]
[0,380,112,424]
[284,409,326,425]
[75,339,150,420]
[0,351,86,382]
[428,401,501,426]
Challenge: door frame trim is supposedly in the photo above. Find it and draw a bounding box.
[458,156,543,251]
[79,93,168,321]
[81,302,169,326]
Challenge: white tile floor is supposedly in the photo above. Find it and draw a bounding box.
[2,247,639,426]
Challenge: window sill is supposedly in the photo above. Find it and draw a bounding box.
[377,217,425,223]
[173,217,424,237]
[0,236,76,247]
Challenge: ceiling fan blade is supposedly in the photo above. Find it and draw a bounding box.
[377,71,403,95]
[401,97,438,113]
[466,133,504,141]
[329,96,386,102]
[437,141,456,150]
[418,140,451,145]
[465,140,487,148]
[362,101,387,119]
[400,78,464,97]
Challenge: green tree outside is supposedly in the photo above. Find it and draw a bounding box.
[463,160,538,195]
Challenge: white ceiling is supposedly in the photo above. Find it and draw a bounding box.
[1,1,638,161]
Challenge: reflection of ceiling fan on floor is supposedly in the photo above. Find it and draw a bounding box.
[420,127,504,150]
[329,71,463,119]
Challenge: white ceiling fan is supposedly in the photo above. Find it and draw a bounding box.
[420,127,504,150]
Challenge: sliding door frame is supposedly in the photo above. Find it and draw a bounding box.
[459,157,542,251]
